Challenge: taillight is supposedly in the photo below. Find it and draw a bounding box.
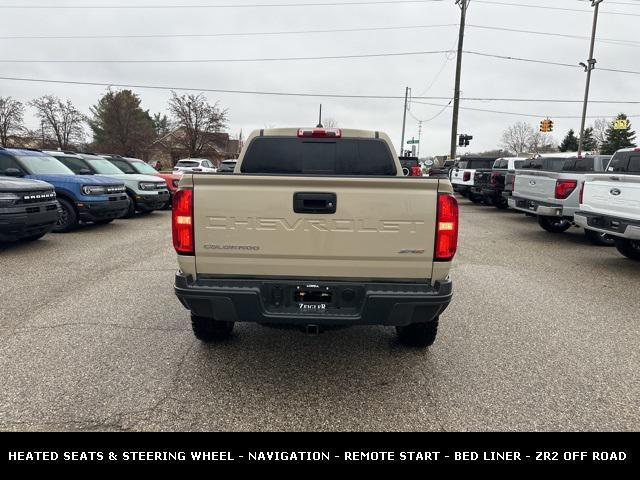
[297,128,341,138]
[555,179,578,200]
[172,189,194,255]
[490,171,500,185]
[435,194,459,261]
[579,181,585,205]
[410,166,422,176]
[463,171,471,182]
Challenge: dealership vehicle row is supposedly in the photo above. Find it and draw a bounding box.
[449,148,640,261]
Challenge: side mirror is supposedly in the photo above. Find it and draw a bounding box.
[78,169,93,175]
[4,168,23,177]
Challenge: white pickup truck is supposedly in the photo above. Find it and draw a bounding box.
[508,154,612,245]
[450,156,497,202]
[575,148,640,260]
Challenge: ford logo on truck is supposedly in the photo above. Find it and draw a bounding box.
[610,188,621,196]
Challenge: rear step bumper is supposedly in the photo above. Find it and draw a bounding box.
[175,273,452,327]
[508,196,572,217]
[575,211,640,240]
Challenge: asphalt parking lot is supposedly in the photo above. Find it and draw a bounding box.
[0,198,638,432]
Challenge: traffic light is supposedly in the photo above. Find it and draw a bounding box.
[539,118,554,132]
[458,134,473,147]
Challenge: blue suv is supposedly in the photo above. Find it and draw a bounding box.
[0,148,129,232]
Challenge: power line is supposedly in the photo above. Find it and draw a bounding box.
[474,0,640,17]
[0,23,636,49]
[0,50,451,63]
[0,0,445,9]
[464,51,640,75]
[466,24,640,48]
[411,100,639,119]
[2,49,638,76]
[0,74,637,104]
[0,24,458,40]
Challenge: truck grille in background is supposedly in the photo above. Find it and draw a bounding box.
[17,190,56,205]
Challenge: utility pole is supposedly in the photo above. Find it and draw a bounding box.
[417,120,423,158]
[317,104,323,127]
[578,0,603,157]
[450,0,470,160]
[400,86,410,155]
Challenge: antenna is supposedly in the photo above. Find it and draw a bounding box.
[316,104,323,128]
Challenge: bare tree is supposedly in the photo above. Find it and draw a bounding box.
[30,95,86,150]
[168,92,228,157]
[501,122,534,155]
[0,96,26,147]
[591,118,609,152]
[528,131,557,154]
[323,117,339,128]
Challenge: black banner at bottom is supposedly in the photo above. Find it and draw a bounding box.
[0,432,636,468]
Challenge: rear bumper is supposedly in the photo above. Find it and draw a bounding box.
[508,196,573,217]
[77,197,129,222]
[574,211,640,240]
[0,202,59,241]
[174,272,452,327]
[482,187,502,198]
[453,184,470,194]
[134,190,170,211]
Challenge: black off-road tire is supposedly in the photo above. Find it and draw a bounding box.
[537,216,571,233]
[53,198,78,233]
[122,194,136,218]
[584,229,615,247]
[614,238,640,261]
[191,314,235,342]
[396,318,439,348]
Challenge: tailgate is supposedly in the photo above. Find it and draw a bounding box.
[583,174,640,220]
[514,172,557,202]
[193,174,439,280]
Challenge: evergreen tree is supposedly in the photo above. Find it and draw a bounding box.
[89,89,156,157]
[559,129,579,152]
[582,127,597,152]
[601,114,637,155]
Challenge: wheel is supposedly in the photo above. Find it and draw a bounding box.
[483,196,495,206]
[584,229,615,247]
[122,194,136,218]
[191,313,235,342]
[396,318,439,348]
[53,198,78,233]
[614,238,640,261]
[94,219,113,225]
[20,232,47,242]
[469,195,483,204]
[537,216,571,233]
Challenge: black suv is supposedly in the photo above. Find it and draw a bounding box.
[0,176,58,242]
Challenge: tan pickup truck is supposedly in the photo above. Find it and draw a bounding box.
[173,127,458,347]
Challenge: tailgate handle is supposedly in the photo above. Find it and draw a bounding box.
[293,192,337,214]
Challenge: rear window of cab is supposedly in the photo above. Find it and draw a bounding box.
[241,137,397,176]
[608,152,640,174]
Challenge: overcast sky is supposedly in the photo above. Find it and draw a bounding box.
[0,0,638,156]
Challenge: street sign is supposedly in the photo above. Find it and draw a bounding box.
[614,119,630,130]
[406,139,420,145]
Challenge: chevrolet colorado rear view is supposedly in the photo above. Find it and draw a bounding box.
[173,128,458,347]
